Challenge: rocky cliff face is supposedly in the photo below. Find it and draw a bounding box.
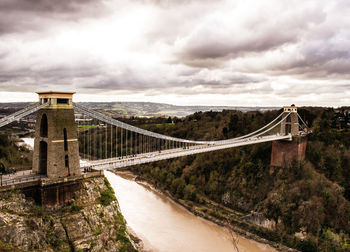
[0,176,138,252]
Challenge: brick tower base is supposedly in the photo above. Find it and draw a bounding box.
[270,137,307,167]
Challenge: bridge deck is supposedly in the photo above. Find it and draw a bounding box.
[82,134,292,170]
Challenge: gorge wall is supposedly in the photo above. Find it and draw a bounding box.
[0,176,138,252]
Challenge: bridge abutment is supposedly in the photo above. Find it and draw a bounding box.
[270,136,307,167]
[1,171,104,208]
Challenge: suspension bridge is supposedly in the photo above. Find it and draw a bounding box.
[0,91,309,178]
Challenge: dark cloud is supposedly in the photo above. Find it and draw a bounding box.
[178,32,294,61]
[227,74,267,84]
[0,0,100,13]
[188,74,266,88]
[260,40,350,79]
[176,68,201,77]
[82,69,180,92]
[0,0,108,36]
[137,0,218,7]
[294,44,350,77]
[0,57,267,95]
[174,2,326,68]
[0,64,103,92]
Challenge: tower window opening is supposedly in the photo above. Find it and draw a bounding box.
[40,114,48,137]
[39,141,47,175]
[63,128,68,151]
[65,154,70,176]
[57,98,69,104]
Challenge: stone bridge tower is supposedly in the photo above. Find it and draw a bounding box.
[32,91,81,179]
[270,105,307,167]
[280,105,299,136]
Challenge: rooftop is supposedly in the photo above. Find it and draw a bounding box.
[36,91,75,95]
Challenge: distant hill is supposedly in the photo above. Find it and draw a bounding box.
[0,101,279,117]
[77,102,280,117]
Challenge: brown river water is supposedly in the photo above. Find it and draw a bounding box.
[105,171,277,252]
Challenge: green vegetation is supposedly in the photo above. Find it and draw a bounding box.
[92,225,102,236]
[69,204,82,213]
[114,211,137,252]
[0,134,32,173]
[97,178,117,206]
[30,204,46,218]
[125,107,350,252]
[305,108,350,200]
[142,122,175,127]
[76,107,349,251]
[78,124,101,129]
[0,240,15,252]
[46,221,64,250]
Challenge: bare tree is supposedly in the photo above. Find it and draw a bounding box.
[226,218,240,252]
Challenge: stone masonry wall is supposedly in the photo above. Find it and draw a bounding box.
[33,108,80,179]
[270,137,307,167]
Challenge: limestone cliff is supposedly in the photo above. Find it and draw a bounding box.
[0,176,138,252]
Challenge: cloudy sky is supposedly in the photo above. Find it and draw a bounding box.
[0,0,349,106]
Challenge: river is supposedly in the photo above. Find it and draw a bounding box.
[105,171,277,252]
[18,138,34,150]
[22,137,276,252]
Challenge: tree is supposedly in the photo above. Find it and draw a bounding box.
[228,114,239,132]
[222,127,228,137]
[0,162,5,173]
[184,184,196,201]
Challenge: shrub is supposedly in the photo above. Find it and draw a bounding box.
[98,178,116,206]
[69,204,82,213]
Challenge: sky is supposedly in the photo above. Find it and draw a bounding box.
[0,0,349,106]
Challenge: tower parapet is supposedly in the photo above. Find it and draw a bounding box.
[37,91,74,109]
[32,91,80,179]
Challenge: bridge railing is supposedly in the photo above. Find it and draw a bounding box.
[0,174,46,187]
